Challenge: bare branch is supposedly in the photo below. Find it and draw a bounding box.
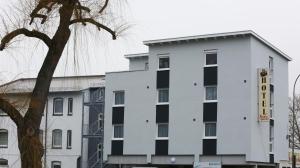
[0,28,52,50]
[70,18,116,39]
[99,0,109,14]
[0,97,23,126]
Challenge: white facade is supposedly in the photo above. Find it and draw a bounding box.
[103,31,291,167]
[0,75,105,168]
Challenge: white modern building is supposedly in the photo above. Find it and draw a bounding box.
[0,75,105,168]
[103,30,291,168]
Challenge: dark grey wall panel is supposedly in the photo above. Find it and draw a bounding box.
[204,67,218,86]
[111,140,123,155]
[203,139,217,155]
[156,105,169,123]
[157,70,170,89]
[112,107,124,124]
[269,154,274,163]
[155,140,168,155]
[203,102,218,122]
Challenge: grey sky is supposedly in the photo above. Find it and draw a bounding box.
[0,0,299,95]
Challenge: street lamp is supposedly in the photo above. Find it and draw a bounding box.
[292,74,300,168]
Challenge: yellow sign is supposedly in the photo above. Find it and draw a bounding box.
[258,68,270,121]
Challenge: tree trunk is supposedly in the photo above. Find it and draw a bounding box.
[18,125,43,168]
[16,2,75,168]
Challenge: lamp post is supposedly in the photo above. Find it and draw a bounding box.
[292,74,300,168]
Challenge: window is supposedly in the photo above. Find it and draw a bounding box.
[157,123,168,138]
[97,143,102,160]
[98,113,104,129]
[68,98,73,116]
[52,129,62,148]
[0,159,8,166]
[159,57,169,69]
[0,129,8,148]
[67,130,72,149]
[53,98,63,115]
[114,91,124,106]
[145,62,149,70]
[205,53,217,66]
[158,89,169,103]
[269,56,274,82]
[204,123,217,138]
[205,86,217,101]
[39,130,44,144]
[0,109,7,116]
[113,125,124,139]
[51,161,61,168]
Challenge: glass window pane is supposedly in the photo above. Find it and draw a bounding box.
[0,159,8,165]
[52,130,62,147]
[159,57,169,69]
[206,86,217,100]
[206,53,217,65]
[114,125,124,138]
[67,130,72,148]
[115,91,124,105]
[205,123,216,137]
[0,130,8,147]
[52,161,61,168]
[0,109,6,116]
[68,98,73,115]
[158,124,168,137]
[54,98,63,115]
[158,89,169,103]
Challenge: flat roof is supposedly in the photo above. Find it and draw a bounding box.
[124,53,149,59]
[143,30,292,61]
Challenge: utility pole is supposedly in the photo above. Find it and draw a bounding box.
[292,74,300,168]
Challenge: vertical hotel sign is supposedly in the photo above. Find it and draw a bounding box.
[258,68,270,121]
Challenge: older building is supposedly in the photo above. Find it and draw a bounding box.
[0,75,105,168]
[103,30,291,168]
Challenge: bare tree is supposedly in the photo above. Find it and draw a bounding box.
[0,0,122,167]
[289,95,300,149]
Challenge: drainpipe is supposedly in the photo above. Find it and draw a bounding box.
[44,98,48,168]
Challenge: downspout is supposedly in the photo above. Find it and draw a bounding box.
[80,90,85,168]
[44,98,48,168]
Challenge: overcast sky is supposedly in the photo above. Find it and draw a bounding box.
[0,0,299,95]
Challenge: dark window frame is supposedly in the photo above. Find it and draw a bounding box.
[205,53,217,66]
[158,57,170,70]
[0,109,8,117]
[52,129,62,149]
[67,98,73,116]
[0,158,8,166]
[67,130,72,149]
[53,98,64,116]
[51,161,61,168]
[0,129,8,148]
[114,91,125,106]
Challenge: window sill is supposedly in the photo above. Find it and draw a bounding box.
[157,102,169,105]
[112,138,124,141]
[113,105,125,107]
[0,145,8,148]
[157,68,170,71]
[203,137,217,139]
[204,64,218,68]
[67,113,73,116]
[53,113,63,116]
[156,137,169,140]
[52,146,62,149]
[67,147,72,149]
[204,100,218,103]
